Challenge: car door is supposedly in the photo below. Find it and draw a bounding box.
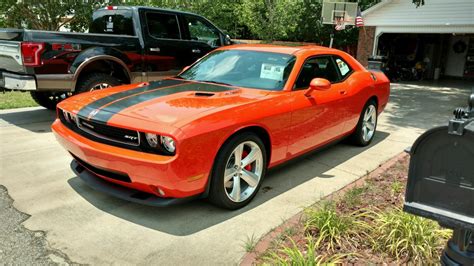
[180,14,223,65]
[140,10,188,81]
[287,55,348,156]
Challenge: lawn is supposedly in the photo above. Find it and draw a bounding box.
[0,91,38,110]
[253,155,451,265]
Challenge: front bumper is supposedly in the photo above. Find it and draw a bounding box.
[0,71,36,91]
[71,160,198,206]
[52,119,209,199]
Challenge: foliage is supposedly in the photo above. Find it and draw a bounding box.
[342,186,367,208]
[239,0,299,42]
[243,234,259,252]
[0,91,38,109]
[369,208,451,262]
[263,237,346,266]
[304,202,366,251]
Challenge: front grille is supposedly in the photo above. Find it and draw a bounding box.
[58,109,142,149]
[77,118,140,146]
[71,153,131,183]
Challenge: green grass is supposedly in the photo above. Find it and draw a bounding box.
[342,186,366,208]
[304,202,363,251]
[0,91,38,109]
[262,237,347,266]
[243,234,259,252]
[390,181,404,195]
[369,208,451,262]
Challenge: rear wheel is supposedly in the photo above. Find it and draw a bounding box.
[30,91,72,110]
[209,132,267,210]
[350,100,378,146]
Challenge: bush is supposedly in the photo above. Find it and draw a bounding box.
[263,237,346,266]
[369,208,451,262]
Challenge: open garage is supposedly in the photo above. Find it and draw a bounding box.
[356,0,474,81]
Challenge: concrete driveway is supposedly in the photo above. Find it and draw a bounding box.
[0,80,472,265]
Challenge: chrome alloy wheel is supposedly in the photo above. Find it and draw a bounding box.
[224,141,264,202]
[362,105,377,142]
[90,83,112,91]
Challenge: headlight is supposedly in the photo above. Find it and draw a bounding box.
[160,136,176,153]
[144,133,176,155]
[145,133,159,148]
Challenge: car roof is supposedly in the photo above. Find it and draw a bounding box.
[219,44,342,56]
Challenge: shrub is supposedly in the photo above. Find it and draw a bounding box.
[262,237,346,266]
[370,208,451,263]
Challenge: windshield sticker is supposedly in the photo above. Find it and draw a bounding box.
[336,59,350,76]
[260,63,284,81]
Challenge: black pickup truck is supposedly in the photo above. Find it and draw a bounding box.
[0,6,232,109]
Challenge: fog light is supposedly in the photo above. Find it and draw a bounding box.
[145,133,159,148]
[160,136,176,153]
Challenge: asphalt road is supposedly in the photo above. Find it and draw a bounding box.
[0,80,471,265]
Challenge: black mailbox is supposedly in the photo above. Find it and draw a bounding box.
[404,93,474,265]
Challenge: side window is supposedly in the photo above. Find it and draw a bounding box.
[146,12,180,39]
[185,15,221,47]
[294,56,341,89]
[334,57,352,79]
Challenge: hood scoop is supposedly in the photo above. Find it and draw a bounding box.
[194,92,215,97]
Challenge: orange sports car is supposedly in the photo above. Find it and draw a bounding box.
[52,44,390,209]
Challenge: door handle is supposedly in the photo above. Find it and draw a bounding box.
[192,48,201,54]
[150,47,160,52]
[339,90,347,95]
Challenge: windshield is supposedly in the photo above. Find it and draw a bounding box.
[179,50,296,91]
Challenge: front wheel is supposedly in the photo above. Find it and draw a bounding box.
[209,132,267,210]
[349,100,378,146]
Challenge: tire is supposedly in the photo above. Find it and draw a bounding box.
[75,73,121,94]
[208,132,267,210]
[30,91,72,110]
[349,100,378,146]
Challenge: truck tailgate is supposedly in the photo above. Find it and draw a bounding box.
[0,40,24,73]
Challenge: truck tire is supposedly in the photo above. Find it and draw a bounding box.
[30,91,71,110]
[75,73,121,93]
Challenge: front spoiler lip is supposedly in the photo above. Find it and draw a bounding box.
[70,160,199,207]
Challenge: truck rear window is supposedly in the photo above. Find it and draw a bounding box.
[89,9,135,36]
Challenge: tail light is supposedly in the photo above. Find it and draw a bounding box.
[21,42,45,67]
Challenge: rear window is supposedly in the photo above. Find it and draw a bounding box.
[145,12,180,40]
[89,9,135,36]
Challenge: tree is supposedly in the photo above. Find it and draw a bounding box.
[239,0,299,42]
[0,0,99,31]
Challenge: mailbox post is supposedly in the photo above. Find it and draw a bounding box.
[404,92,474,265]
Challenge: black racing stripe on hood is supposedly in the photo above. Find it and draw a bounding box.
[77,79,186,118]
[90,82,236,122]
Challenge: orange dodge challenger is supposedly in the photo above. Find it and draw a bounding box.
[52,44,390,209]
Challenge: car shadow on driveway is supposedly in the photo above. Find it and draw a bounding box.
[67,131,389,236]
[0,108,55,133]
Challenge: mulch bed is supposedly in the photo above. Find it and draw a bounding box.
[242,152,425,265]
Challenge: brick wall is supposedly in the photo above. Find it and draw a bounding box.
[356,26,376,67]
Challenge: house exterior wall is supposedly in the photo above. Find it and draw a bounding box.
[356,26,376,67]
[363,0,474,27]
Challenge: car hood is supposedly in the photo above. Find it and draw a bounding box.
[64,79,270,129]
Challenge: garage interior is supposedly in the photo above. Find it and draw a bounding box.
[375,33,474,81]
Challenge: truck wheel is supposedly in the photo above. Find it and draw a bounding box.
[208,132,267,210]
[75,73,121,94]
[30,91,72,110]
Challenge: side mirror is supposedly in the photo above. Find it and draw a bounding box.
[304,78,331,97]
[224,34,232,45]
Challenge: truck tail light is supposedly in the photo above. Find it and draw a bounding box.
[21,42,45,67]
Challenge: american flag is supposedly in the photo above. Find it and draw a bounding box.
[355,7,364,27]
